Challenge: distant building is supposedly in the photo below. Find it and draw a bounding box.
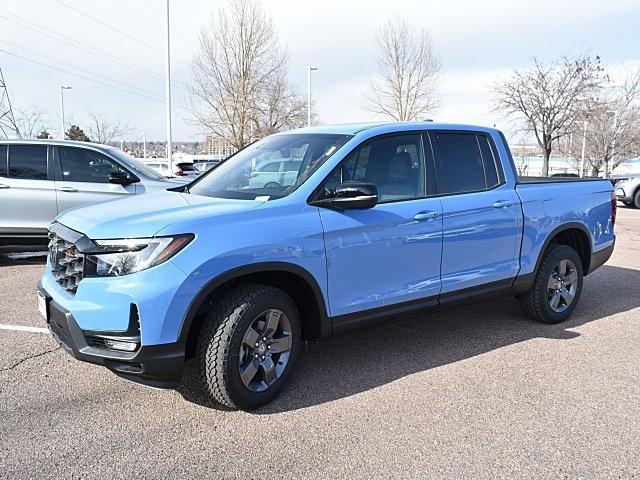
[206,135,235,157]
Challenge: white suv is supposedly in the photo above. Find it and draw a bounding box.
[0,139,183,247]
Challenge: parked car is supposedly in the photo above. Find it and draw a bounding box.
[0,139,183,246]
[144,160,201,178]
[193,160,222,172]
[247,158,302,189]
[615,175,640,208]
[38,122,616,410]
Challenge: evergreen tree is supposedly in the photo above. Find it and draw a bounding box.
[66,125,91,142]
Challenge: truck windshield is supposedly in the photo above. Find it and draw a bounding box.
[189,133,351,200]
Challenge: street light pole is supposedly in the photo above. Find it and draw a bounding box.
[59,85,72,139]
[307,65,318,127]
[164,0,173,173]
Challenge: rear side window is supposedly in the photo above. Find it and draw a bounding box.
[57,147,129,183]
[478,135,500,188]
[430,132,495,194]
[8,145,48,180]
[0,145,6,177]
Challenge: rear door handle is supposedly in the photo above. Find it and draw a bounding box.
[58,186,78,192]
[414,210,440,221]
[0,183,9,189]
[492,200,513,208]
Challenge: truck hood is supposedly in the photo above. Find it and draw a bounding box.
[56,191,265,239]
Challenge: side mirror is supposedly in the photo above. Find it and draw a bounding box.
[108,171,136,185]
[311,181,378,210]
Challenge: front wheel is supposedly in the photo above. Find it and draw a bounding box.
[196,283,301,410]
[634,189,640,209]
[517,244,583,324]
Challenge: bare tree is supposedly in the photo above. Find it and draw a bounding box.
[87,109,132,145]
[581,69,640,177]
[14,104,49,138]
[494,55,604,176]
[366,17,441,122]
[188,0,307,150]
[251,75,308,138]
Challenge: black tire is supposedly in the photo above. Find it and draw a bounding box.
[196,283,301,410]
[264,182,280,189]
[622,200,633,207]
[634,189,640,209]
[517,244,583,324]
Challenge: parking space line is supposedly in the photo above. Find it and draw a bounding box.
[0,324,50,334]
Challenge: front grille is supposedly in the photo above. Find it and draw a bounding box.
[48,230,84,293]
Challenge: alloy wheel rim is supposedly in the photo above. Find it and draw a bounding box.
[547,259,578,313]
[238,309,292,392]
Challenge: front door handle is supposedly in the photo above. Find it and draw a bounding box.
[0,183,9,189]
[58,186,78,192]
[414,210,440,221]
[492,200,513,208]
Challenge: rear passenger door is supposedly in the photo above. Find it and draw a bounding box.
[54,146,137,214]
[0,144,57,235]
[428,131,521,296]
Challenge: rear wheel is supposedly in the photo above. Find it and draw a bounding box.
[196,283,301,410]
[517,244,583,324]
[634,189,640,209]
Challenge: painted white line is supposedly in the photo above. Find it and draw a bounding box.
[0,324,50,334]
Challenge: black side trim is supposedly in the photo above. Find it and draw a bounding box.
[0,234,48,247]
[332,296,438,336]
[177,262,332,346]
[439,278,513,306]
[588,241,615,275]
[332,278,513,336]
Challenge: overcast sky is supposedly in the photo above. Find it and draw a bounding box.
[1,0,639,142]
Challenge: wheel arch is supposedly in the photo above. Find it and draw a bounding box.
[536,222,592,276]
[178,262,331,359]
[513,222,594,294]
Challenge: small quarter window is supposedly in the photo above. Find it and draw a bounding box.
[0,145,7,177]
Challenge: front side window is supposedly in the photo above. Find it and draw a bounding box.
[57,147,130,183]
[189,134,351,200]
[430,132,501,194]
[319,134,426,203]
[8,145,48,180]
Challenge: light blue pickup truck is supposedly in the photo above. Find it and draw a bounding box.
[38,122,616,410]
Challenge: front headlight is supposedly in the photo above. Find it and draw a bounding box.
[84,234,193,277]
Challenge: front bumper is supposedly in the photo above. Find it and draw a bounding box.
[38,283,185,388]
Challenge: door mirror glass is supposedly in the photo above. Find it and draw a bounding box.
[312,181,378,210]
[108,171,135,185]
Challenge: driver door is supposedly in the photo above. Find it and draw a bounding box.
[316,133,443,320]
[53,146,137,214]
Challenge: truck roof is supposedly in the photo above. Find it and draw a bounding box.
[282,121,499,136]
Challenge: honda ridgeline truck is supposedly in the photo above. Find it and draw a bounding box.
[38,123,616,410]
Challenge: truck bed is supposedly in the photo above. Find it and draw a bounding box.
[517,176,605,184]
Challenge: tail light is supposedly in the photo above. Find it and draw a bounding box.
[175,167,185,177]
[611,191,617,226]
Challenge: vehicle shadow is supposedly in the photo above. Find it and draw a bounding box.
[178,264,640,413]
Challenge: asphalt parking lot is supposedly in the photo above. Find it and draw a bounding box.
[1,208,639,479]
